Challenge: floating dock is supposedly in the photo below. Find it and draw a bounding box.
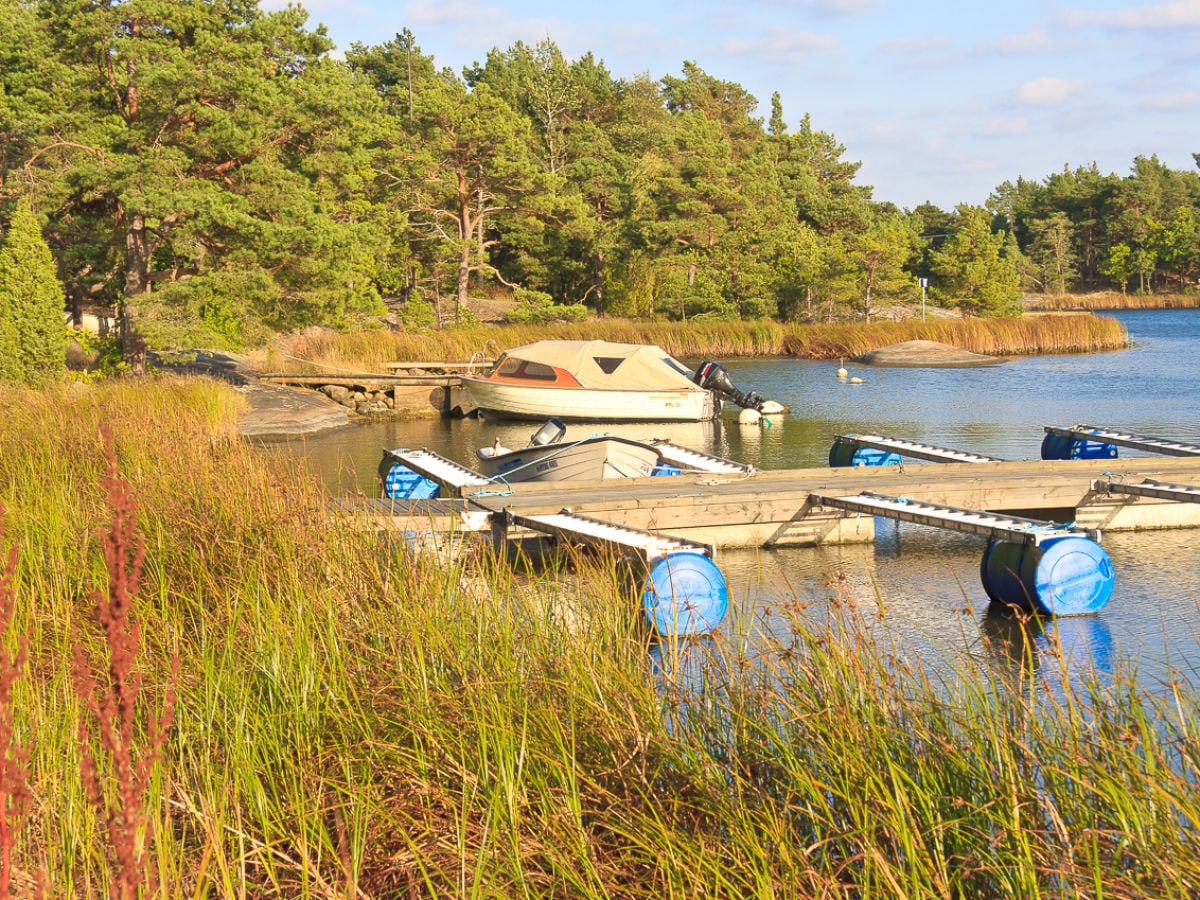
[358,436,1200,630]
[358,455,1200,550]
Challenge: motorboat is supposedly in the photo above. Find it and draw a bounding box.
[475,420,664,483]
[379,420,757,497]
[459,339,771,422]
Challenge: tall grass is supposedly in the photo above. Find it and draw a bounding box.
[2,377,1197,895]
[1036,291,1200,311]
[264,314,1128,375]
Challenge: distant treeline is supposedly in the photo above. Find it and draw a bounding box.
[1,1,1197,351]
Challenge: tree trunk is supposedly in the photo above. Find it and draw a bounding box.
[456,241,470,324]
[594,251,605,317]
[122,214,150,376]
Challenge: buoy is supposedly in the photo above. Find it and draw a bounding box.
[382,463,441,499]
[758,400,786,415]
[737,408,761,426]
[848,376,863,384]
[828,438,901,467]
[642,553,729,636]
[980,536,1114,615]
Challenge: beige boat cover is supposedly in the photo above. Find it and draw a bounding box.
[497,340,700,390]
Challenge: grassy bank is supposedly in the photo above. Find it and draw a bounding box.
[1035,291,1200,311]
[264,313,1128,374]
[2,379,1198,896]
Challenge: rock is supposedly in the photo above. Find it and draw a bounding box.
[855,340,1004,368]
[236,382,352,438]
[321,384,351,404]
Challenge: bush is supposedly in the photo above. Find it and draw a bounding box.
[503,289,588,324]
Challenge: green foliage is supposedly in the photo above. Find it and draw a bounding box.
[0,198,66,385]
[503,289,588,324]
[396,297,437,330]
[67,327,127,380]
[142,272,277,350]
[930,206,1023,316]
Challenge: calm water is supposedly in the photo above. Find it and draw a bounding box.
[264,310,1200,687]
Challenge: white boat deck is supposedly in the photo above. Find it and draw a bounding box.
[1046,425,1200,457]
[506,509,714,563]
[811,491,1097,545]
[384,448,491,490]
[835,433,1004,464]
[647,439,757,475]
[1091,477,1200,503]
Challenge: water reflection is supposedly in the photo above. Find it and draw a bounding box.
[979,604,1116,686]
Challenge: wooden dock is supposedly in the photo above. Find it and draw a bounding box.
[348,455,1200,549]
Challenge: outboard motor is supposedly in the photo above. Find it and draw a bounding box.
[529,418,567,446]
[693,361,764,411]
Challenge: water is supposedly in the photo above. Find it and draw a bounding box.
[262,310,1200,686]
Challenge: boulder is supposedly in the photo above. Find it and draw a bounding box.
[855,340,1004,368]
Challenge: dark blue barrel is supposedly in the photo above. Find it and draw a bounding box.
[829,438,902,467]
[642,552,729,636]
[1040,433,1118,460]
[381,463,441,500]
[980,536,1114,615]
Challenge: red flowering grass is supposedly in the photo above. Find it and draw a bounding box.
[71,429,178,899]
[0,506,31,899]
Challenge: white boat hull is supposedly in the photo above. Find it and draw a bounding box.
[462,378,718,422]
[476,436,663,482]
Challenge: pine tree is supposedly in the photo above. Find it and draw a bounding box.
[0,198,66,385]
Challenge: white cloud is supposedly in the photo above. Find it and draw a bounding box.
[406,0,496,26]
[811,0,881,15]
[978,117,1029,137]
[1148,90,1200,108]
[1063,0,1200,30]
[992,30,1053,53]
[720,30,840,63]
[882,35,952,55]
[761,0,882,16]
[1015,77,1090,106]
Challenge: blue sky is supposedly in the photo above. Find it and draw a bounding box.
[265,0,1200,210]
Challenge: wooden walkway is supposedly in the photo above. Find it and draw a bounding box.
[349,456,1200,549]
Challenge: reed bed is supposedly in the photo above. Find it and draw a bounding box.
[264,313,1128,375]
[2,378,1197,896]
[1036,291,1200,311]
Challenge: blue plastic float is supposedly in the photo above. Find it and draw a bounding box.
[1040,432,1118,461]
[980,535,1115,615]
[641,552,729,636]
[382,463,441,500]
[828,437,902,467]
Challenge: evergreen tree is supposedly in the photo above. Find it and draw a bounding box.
[27,0,383,366]
[0,197,66,385]
[930,206,1022,316]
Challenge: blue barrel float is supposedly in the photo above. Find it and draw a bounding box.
[380,461,441,499]
[980,536,1114,615]
[829,437,901,467]
[642,552,729,636]
[1040,432,1117,460]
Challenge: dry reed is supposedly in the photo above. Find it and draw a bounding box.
[264,314,1128,375]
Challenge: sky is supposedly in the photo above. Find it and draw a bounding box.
[264,0,1200,211]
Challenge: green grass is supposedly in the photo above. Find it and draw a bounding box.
[1,377,1197,896]
[262,313,1129,375]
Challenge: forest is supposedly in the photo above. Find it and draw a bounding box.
[2,0,1199,353]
